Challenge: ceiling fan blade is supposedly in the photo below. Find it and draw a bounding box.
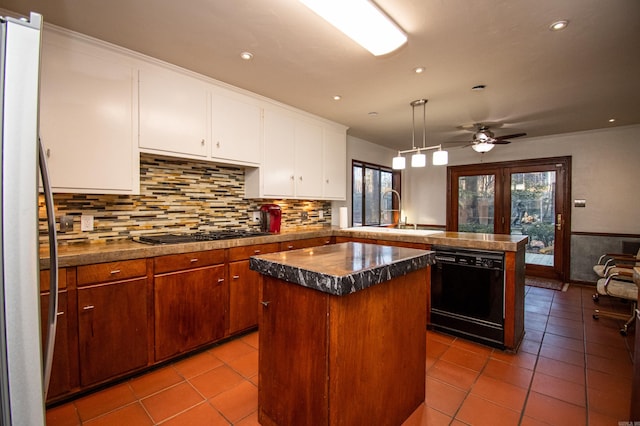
[492,140,511,145]
[494,132,526,141]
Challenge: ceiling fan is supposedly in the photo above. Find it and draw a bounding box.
[454,124,527,153]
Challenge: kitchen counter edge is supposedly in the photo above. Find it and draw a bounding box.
[40,227,528,269]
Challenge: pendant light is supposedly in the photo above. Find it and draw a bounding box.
[392,99,448,170]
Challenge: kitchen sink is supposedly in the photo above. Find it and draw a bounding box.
[137,230,269,245]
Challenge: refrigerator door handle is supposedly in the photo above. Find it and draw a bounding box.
[39,137,58,400]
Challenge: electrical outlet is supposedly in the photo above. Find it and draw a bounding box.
[59,215,73,232]
[251,211,261,222]
[81,215,94,231]
[318,210,324,219]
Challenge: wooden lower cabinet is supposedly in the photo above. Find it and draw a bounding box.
[228,243,280,335]
[154,264,227,361]
[77,278,149,386]
[280,236,333,251]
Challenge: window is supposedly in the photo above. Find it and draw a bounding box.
[352,161,399,226]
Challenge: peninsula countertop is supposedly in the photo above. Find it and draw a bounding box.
[39,226,527,269]
[249,242,435,296]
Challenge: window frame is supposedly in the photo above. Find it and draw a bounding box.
[351,160,401,227]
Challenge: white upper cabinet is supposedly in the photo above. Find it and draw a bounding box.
[323,128,347,200]
[39,29,139,194]
[245,106,347,200]
[211,89,261,165]
[139,64,209,158]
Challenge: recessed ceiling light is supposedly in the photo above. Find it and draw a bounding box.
[333,95,342,101]
[414,67,425,74]
[368,111,378,117]
[471,84,486,91]
[608,118,616,123]
[549,20,569,31]
[240,51,254,60]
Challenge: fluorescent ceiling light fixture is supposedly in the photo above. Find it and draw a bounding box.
[299,0,407,56]
[472,142,495,153]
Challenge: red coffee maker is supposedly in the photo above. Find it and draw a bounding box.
[260,204,282,233]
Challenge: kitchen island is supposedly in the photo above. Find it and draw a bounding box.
[250,242,435,426]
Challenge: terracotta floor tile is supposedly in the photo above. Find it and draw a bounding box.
[141,382,204,423]
[172,351,224,379]
[402,403,452,426]
[545,323,584,340]
[226,350,259,378]
[541,332,584,353]
[426,330,456,345]
[427,359,480,391]
[585,340,631,360]
[82,402,152,426]
[519,338,541,355]
[450,337,493,356]
[522,329,544,343]
[439,345,488,372]
[586,368,632,396]
[530,371,586,407]
[519,415,553,426]
[482,359,533,389]
[209,339,256,364]
[46,402,80,426]
[490,349,537,370]
[586,352,633,377]
[538,342,585,367]
[470,375,527,412]
[129,366,185,398]
[209,381,258,423]
[587,408,623,426]
[240,331,259,349]
[455,393,521,426]
[426,338,449,360]
[523,318,547,332]
[424,377,467,416]
[235,410,260,426]
[523,391,587,425]
[160,402,230,426]
[189,364,246,399]
[587,385,633,419]
[535,356,585,385]
[74,383,137,422]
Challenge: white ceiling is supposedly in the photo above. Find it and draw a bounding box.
[2,0,639,151]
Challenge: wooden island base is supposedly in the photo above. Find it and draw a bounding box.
[258,268,428,426]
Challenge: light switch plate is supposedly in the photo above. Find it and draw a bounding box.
[59,215,73,232]
[251,211,261,222]
[81,215,94,231]
[574,199,586,208]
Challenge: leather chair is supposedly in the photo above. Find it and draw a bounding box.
[592,269,638,336]
[593,249,639,279]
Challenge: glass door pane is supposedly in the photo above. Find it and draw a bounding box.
[458,175,495,233]
[510,171,556,267]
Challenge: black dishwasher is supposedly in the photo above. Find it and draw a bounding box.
[430,246,505,348]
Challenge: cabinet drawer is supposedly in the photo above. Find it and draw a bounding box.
[40,268,68,292]
[154,250,225,274]
[77,259,147,286]
[228,243,281,262]
[280,237,333,251]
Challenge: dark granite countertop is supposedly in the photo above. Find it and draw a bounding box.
[249,242,435,296]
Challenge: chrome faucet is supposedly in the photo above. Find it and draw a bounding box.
[381,189,402,227]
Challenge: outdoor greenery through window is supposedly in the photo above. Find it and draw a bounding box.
[352,161,396,226]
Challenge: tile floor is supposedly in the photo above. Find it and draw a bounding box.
[46,284,637,425]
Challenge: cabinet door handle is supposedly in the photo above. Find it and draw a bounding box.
[216,141,220,148]
[201,139,205,146]
[232,275,240,279]
[190,258,199,263]
[46,148,51,158]
[299,176,303,181]
[56,311,65,316]
[110,269,121,275]
[254,250,261,254]
[290,175,295,180]
[261,301,270,307]
[217,278,225,283]
[287,245,294,250]
[82,305,95,311]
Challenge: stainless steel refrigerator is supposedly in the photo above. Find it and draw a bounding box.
[0,12,59,425]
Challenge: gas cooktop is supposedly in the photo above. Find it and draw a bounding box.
[137,230,270,245]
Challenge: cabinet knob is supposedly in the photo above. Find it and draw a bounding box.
[82,305,95,311]
[290,175,295,180]
[287,245,294,249]
[46,148,51,158]
[232,275,240,279]
[190,258,199,263]
[254,250,261,254]
[261,301,270,307]
[326,179,329,184]
[110,269,121,275]
[216,141,220,148]
[201,139,205,146]
[299,176,303,181]
[217,278,225,283]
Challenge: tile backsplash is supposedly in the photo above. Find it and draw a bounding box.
[39,154,332,244]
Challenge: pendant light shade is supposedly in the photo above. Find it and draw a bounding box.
[411,152,426,167]
[471,142,495,153]
[392,155,406,170]
[432,149,448,165]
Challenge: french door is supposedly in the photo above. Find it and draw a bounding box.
[447,157,571,280]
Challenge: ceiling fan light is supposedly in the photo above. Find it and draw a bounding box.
[411,152,426,167]
[299,0,407,56]
[472,142,494,153]
[392,155,406,170]
[432,150,448,165]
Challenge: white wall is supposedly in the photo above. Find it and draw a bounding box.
[402,125,640,234]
